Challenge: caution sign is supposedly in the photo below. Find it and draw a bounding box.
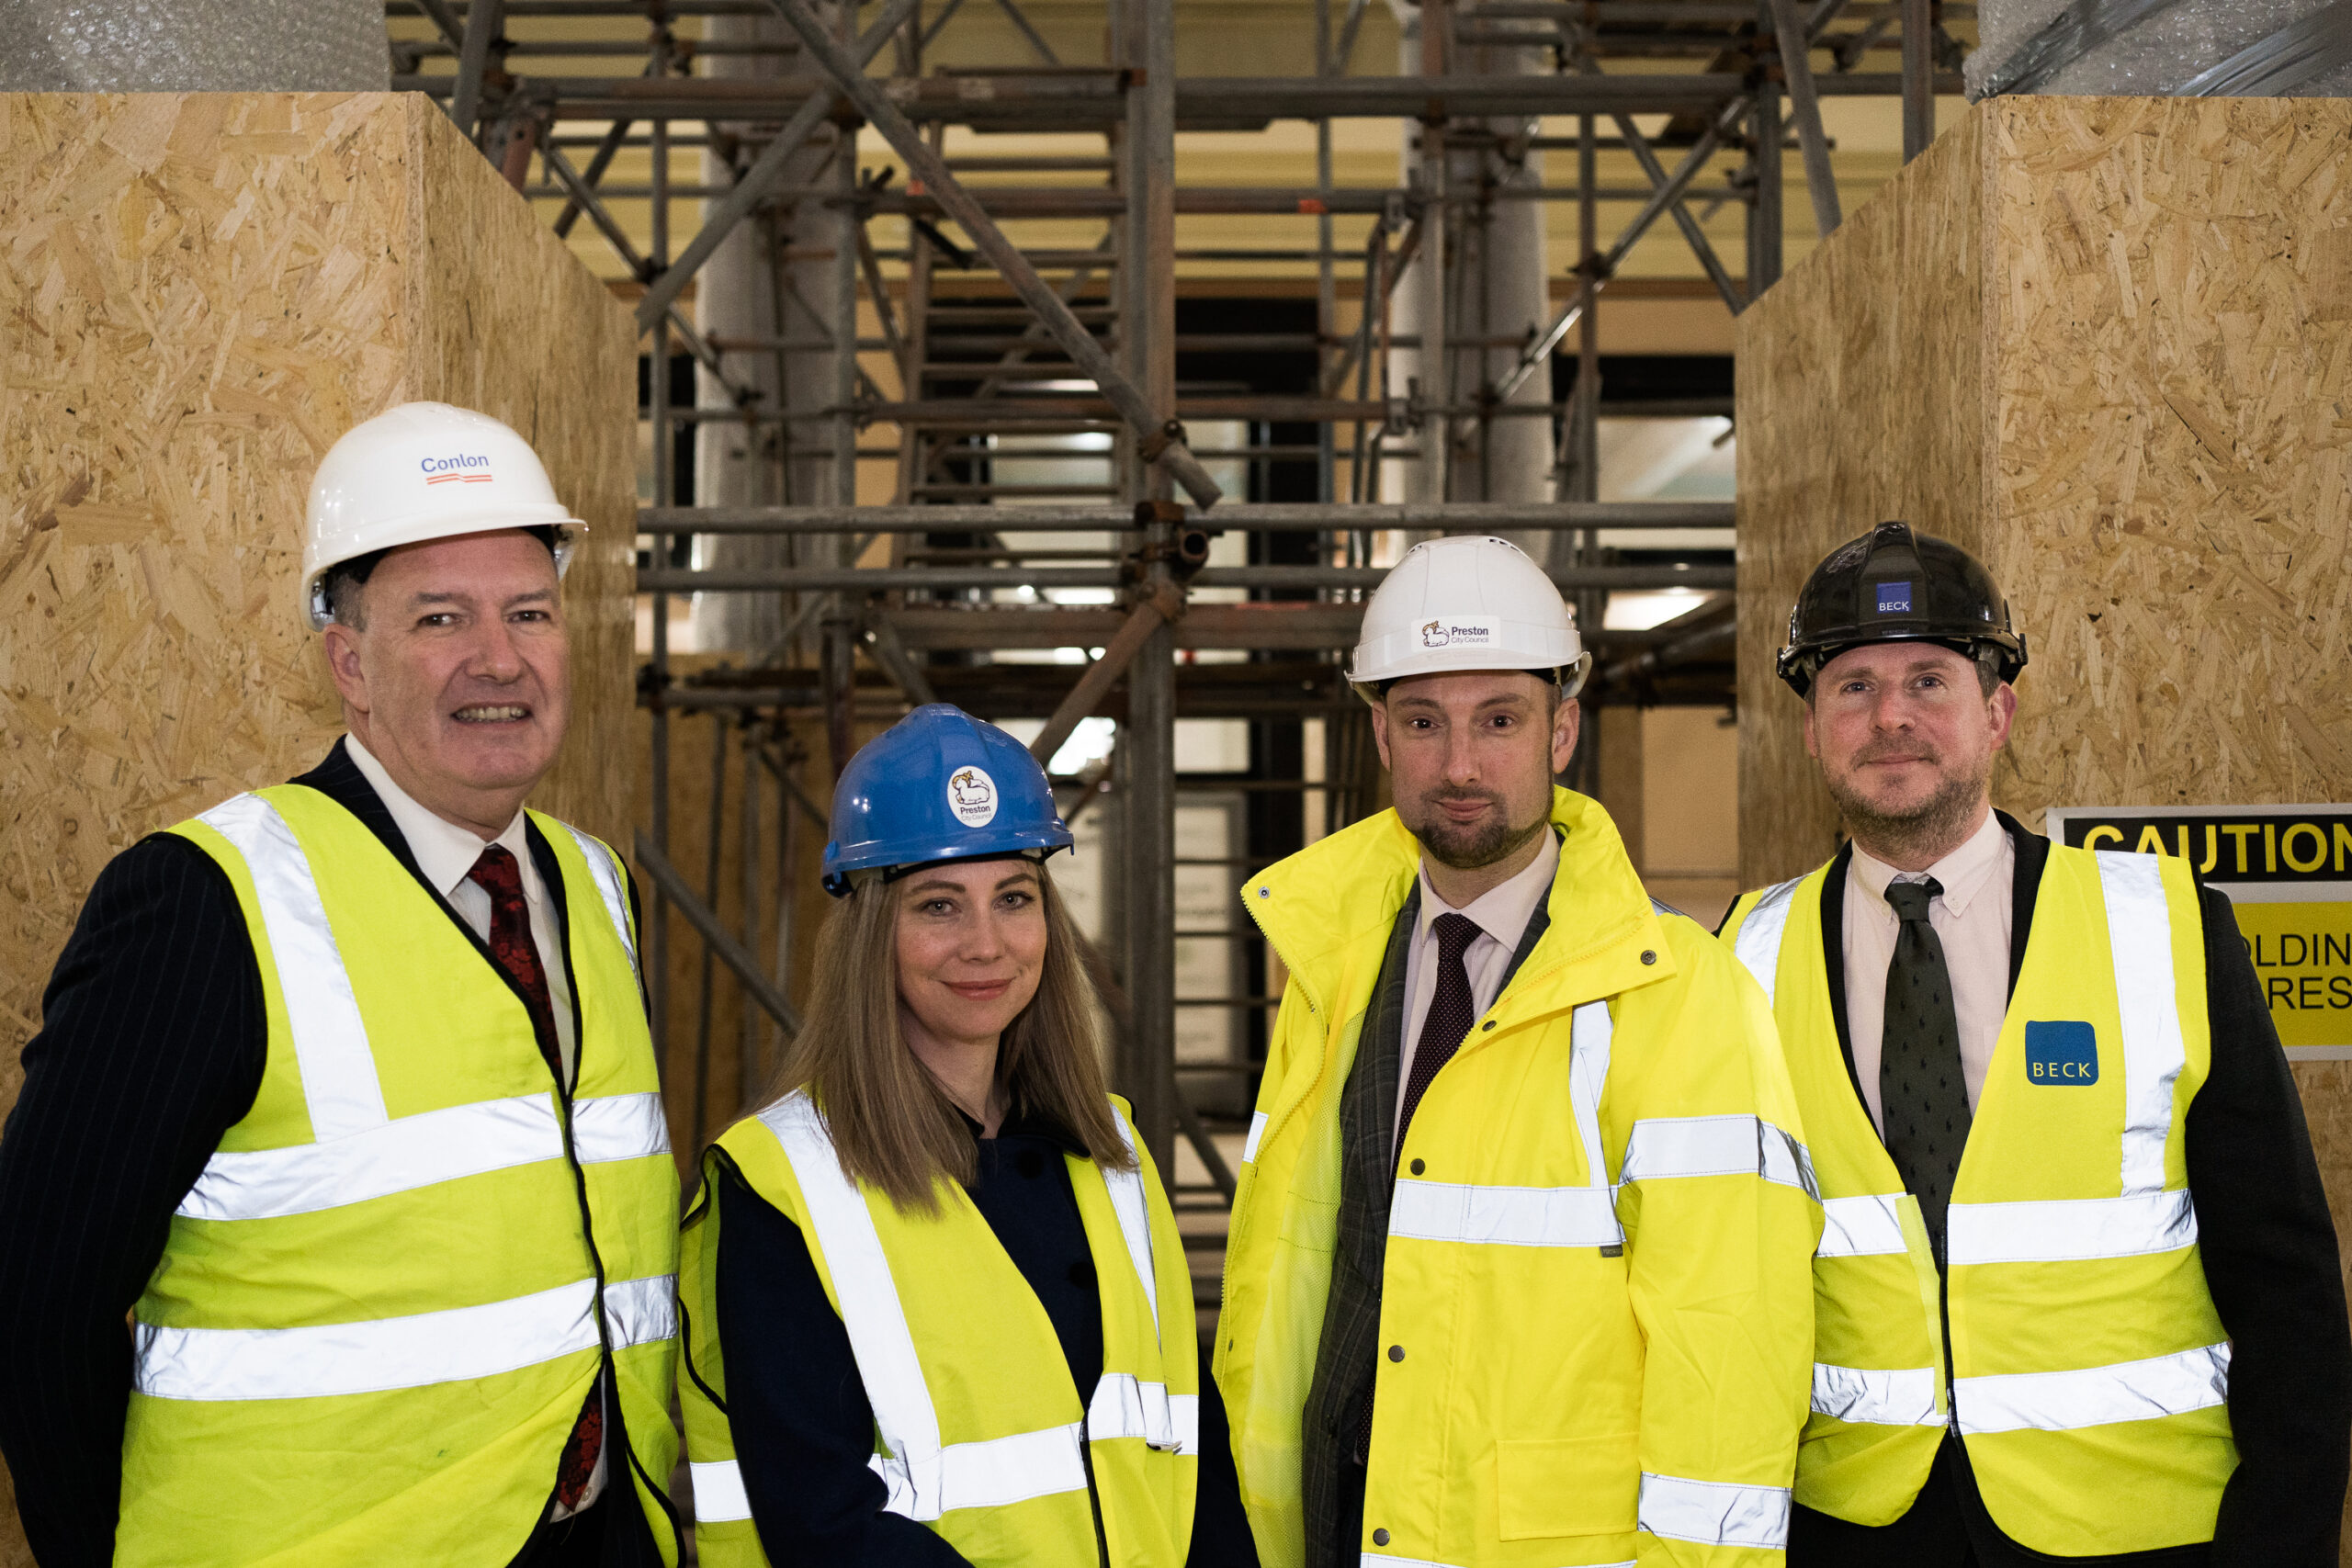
[2045,806,2352,1062]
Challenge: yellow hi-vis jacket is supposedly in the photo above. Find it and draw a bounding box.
[119,784,682,1567]
[1216,788,1819,1568]
[1721,842,2234,1556]
[678,1090,1198,1568]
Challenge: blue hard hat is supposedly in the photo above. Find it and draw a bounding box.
[822,705,1074,897]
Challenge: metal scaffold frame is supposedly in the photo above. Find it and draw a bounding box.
[386,0,1961,1232]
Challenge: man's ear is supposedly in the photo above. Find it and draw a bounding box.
[322,623,369,716]
[1987,682,2018,748]
[1369,697,1394,772]
[1551,696,1580,776]
[1802,698,1820,761]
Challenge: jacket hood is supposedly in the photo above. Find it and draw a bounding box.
[1241,787,1672,1023]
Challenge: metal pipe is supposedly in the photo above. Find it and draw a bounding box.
[634,0,921,333]
[1901,0,1933,158]
[639,562,1734,592]
[638,500,1736,532]
[1769,0,1844,237]
[765,0,1224,510]
[635,830,805,1037]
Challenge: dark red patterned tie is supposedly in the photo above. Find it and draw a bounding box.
[1396,912,1484,1153]
[466,844,603,1513]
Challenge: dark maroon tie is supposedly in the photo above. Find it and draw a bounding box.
[1396,912,1484,1153]
[466,844,603,1514]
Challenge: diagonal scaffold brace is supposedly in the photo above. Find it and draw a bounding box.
[764,0,1226,512]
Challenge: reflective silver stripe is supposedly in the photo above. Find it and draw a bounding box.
[133,1274,665,1401]
[1102,1102,1162,1340]
[691,1459,752,1524]
[763,1093,949,1518]
[1566,1000,1620,1230]
[1730,875,1804,1005]
[866,1423,1088,1517]
[1389,1179,1622,1248]
[603,1272,679,1349]
[174,1092,667,1223]
[1242,1111,1268,1163]
[179,1094,563,1221]
[1955,1342,2230,1435]
[1637,1471,1792,1550]
[1945,1189,2197,1265]
[198,794,387,1139]
[2098,852,2186,1198]
[1812,1361,1943,1427]
[573,1091,673,1165]
[1817,1193,1910,1258]
[555,821,639,974]
[1089,1373,1197,1454]
[1620,1114,1819,1200]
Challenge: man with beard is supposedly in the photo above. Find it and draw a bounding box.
[1216,535,1817,1568]
[1721,522,2347,1568]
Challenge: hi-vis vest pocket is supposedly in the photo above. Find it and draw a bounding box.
[1496,1433,1640,1539]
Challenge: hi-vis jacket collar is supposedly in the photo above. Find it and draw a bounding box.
[1245,786,1676,1029]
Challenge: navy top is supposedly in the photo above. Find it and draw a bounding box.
[708,1105,1259,1568]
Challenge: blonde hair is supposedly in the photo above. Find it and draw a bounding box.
[763,859,1134,1212]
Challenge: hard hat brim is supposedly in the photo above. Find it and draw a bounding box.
[821,829,1074,897]
[303,511,585,630]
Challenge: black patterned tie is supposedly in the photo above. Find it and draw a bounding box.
[1880,878,1970,1249]
[1355,912,1482,1465]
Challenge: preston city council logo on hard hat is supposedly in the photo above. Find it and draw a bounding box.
[1420,618,1493,649]
[947,765,999,828]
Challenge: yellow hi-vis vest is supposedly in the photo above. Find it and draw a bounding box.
[119,784,683,1567]
[1216,789,1819,1568]
[1721,842,2234,1556]
[678,1090,1199,1568]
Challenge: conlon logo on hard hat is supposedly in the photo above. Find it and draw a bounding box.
[1419,618,1495,649]
[421,453,495,486]
[947,765,999,828]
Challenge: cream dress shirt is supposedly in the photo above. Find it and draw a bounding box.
[1841,808,2015,1134]
[1395,827,1562,1149]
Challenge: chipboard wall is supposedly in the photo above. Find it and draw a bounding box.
[0,93,635,1556]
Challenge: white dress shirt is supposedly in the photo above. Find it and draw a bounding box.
[1842,808,2015,1134]
[345,733,602,1516]
[1395,828,1561,1148]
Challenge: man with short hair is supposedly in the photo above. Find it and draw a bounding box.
[0,402,681,1568]
[1217,535,1817,1568]
[1722,521,2349,1567]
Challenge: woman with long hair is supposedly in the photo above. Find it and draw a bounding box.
[677,705,1257,1568]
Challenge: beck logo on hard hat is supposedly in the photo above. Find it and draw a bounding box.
[300,402,586,630]
[1349,536,1589,701]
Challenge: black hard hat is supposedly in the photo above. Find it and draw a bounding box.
[1777,521,2028,698]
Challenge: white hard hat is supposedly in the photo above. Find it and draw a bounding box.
[301,401,584,629]
[1348,535,1589,702]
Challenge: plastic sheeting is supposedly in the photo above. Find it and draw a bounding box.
[1967,0,2352,96]
[0,0,389,91]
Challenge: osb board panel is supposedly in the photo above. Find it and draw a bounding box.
[1738,95,2352,882]
[1735,105,1989,887]
[0,96,632,1555]
[1984,96,2352,821]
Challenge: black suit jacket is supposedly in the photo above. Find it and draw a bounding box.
[1786,813,2350,1568]
[0,740,671,1568]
